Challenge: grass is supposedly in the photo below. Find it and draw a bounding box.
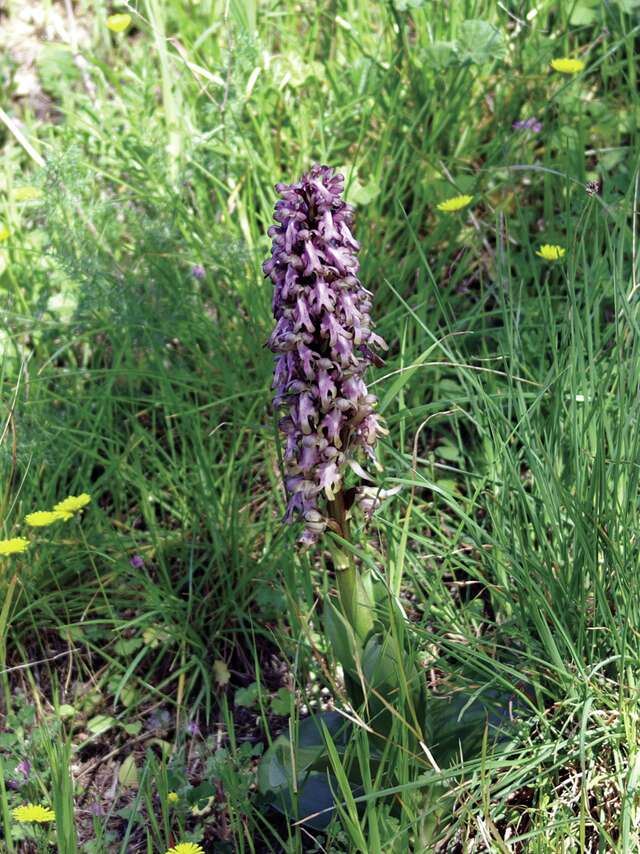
[1,0,640,850]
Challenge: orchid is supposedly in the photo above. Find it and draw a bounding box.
[264,165,388,548]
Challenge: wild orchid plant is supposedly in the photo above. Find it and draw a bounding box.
[264,164,394,645]
[261,166,523,831]
[260,166,431,824]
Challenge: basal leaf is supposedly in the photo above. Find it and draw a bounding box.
[118,755,139,789]
[456,19,506,65]
[235,682,259,707]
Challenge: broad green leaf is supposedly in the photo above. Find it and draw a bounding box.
[259,712,351,795]
[234,682,259,707]
[422,41,459,70]
[361,632,425,720]
[270,687,292,716]
[120,685,137,708]
[570,1,599,24]
[362,634,405,693]
[349,177,380,206]
[87,714,117,736]
[57,704,76,719]
[258,741,289,793]
[456,20,506,65]
[612,0,640,10]
[113,637,143,656]
[118,755,139,789]
[324,596,360,677]
[189,781,217,809]
[123,721,142,736]
[437,477,461,495]
[435,443,463,462]
[426,682,525,766]
[340,165,380,207]
[148,738,172,758]
[258,712,356,828]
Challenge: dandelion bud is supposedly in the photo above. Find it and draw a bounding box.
[265,164,387,545]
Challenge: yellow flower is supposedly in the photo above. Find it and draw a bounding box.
[0,224,10,242]
[436,194,473,213]
[167,791,179,803]
[13,187,43,202]
[107,13,132,32]
[53,493,91,520]
[550,58,585,75]
[0,538,29,556]
[536,244,566,261]
[25,510,65,527]
[12,804,56,823]
[165,845,205,854]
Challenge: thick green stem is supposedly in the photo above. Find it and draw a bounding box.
[328,493,374,642]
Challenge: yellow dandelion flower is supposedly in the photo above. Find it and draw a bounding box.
[436,194,473,213]
[550,58,585,75]
[53,493,91,520]
[107,13,132,32]
[0,537,29,556]
[0,224,10,242]
[13,187,43,202]
[25,510,65,527]
[12,804,56,823]
[165,844,205,854]
[167,791,179,803]
[536,244,566,261]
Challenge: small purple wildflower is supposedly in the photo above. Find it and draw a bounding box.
[130,554,144,569]
[512,117,542,133]
[186,720,201,736]
[16,759,31,779]
[264,165,388,546]
[191,264,206,280]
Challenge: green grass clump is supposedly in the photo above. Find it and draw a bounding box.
[2,0,640,850]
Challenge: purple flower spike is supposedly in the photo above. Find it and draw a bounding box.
[130,554,144,568]
[512,117,542,133]
[264,165,388,546]
[191,264,206,280]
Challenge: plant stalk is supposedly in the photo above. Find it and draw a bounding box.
[328,492,373,642]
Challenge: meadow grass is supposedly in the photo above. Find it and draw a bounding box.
[1,0,640,850]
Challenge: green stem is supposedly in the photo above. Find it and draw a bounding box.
[145,0,181,186]
[328,493,373,642]
[0,755,15,853]
[0,573,18,718]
